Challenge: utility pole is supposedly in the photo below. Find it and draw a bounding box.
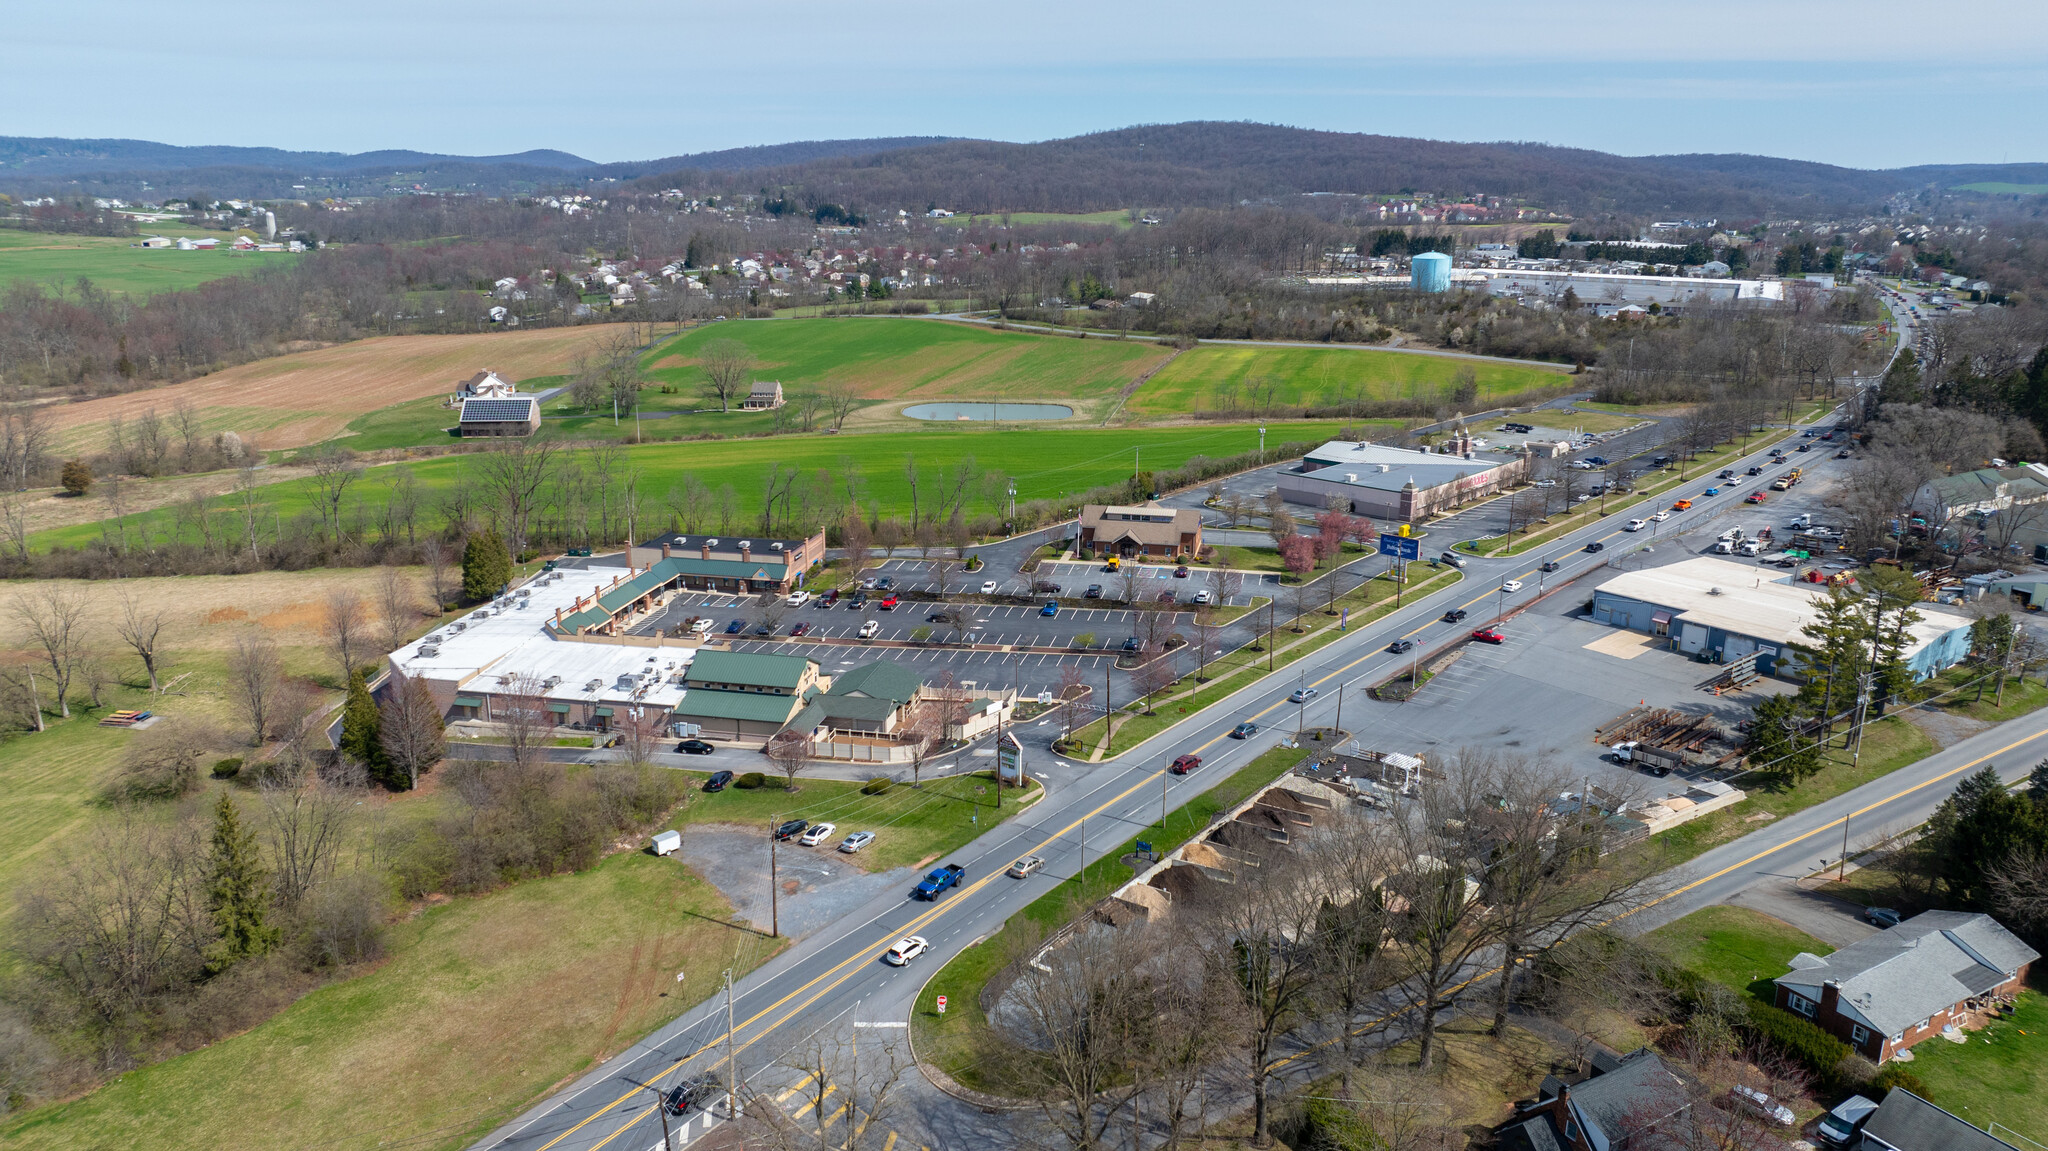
[724,969,737,1120]
[1266,599,1274,672]
[769,817,780,938]
[1104,657,1113,755]
[1332,681,1344,741]
[642,1078,677,1151]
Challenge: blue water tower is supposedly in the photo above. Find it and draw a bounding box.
[1411,251,1452,293]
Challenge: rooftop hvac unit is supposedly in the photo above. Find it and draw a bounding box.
[517,588,531,598]
[472,609,490,620]
[417,645,440,658]
[737,540,751,550]
[583,679,603,692]
[704,538,718,547]
[450,622,467,633]
[543,676,562,689]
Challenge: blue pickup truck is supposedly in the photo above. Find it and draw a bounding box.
[914,863,965,900]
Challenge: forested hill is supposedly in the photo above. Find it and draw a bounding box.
[635,122,2048,219]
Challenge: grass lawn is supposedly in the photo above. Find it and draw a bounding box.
[1647,906,1833,1003]
[643,316,1172,408]
[0,850,784,1151]
[1902,989,2048,1134]
[1650,715,1935,866]
[28,421,1345,553]
[1125,344,1570,418]
[912,744,1309,1093]
[1209,541,1371,575]
[0,225,296,299]
[667,769,1041,872]
[1953,182,2048,195]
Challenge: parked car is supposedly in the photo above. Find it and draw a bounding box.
[1388,638,1416,654]
[703,769,735,791]
[1041,600,1060,616]
[821,589,840,605]
[1746,491,1767,504]
[1865,906,1902,927]
[1230,722,1258,739]
[1153,590,1173,603]
[980,581,999,594]
[1583,541,1605,552]
[1817,1096,1880,1146]
[1007,855,1045,878]
[849,593,868,609]
[775,819,809,841]
[1170,753,1202,774]
[752,622,774,635]
[1193,589,1213,604]
[789,621,811,636]
[882,935,929,966]
[725,619,746,634]
[1471,627,1506,644]
[879,595,899,610]
[786,590,811,607]
[927,611,949,622]
[1033,580,1063,594]
[676,739,716,755]
[1288,687,1318,703]
[857,620,882,639]
[1584,456,1607,466]
[1084,584,1103,599]
[1439,552,1468,568]
[914,863,965,900]
[874,576,894,590]
[1500,579,1523,593]
[838,831,875,853]
[797,822,837,847]
[1122,636,1143,652]
[1729,1085,1795,1127]
[1442,608,1468,622]
[1174,566,1190,578]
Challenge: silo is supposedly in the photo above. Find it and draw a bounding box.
[1410,251,1452,293]
[262,210,276,240]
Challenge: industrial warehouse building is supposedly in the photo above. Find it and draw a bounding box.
[1479,269,1785,313]
[1275,433,1531,522]
[1590,558,1974,679]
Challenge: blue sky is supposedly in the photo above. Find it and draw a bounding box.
[9,0,2043,168]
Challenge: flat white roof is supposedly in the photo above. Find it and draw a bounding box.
[1598,557,1969,653]
[387,566,698,710]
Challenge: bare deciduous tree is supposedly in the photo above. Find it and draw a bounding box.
[226,629,285,747]
[996,920,1156,1151]
[699,337,755,413]
[114,591,169,693]
[376,564,417,655]
[12,584,92,719]
[764,729,810,792]
[261,771,356,909]
[379,672,446,791]
[323,588,367,683]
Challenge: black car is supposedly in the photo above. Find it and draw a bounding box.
[875,576,895,590]
[1121,636,1143,652]
[1387,639,1416,654]
[703,769,735,791]
[775,819,809,840]
[1230,722,1258,739]
[752,622,774,635]
[1441,608,1468,623]
[1584,456,1607,466]
[677,739,716,755]
[1539,559,1560,572]
[1583,540,1606,552]
[664,1074,720,1116]
[1746,466,1764,476]
[1084,584,1103,599]
[927,612,949,622]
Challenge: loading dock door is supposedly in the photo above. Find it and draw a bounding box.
[1723,636,1757,660]
[1679,623,1708,654]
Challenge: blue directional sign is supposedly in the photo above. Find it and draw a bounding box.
[1377,533,1420,561]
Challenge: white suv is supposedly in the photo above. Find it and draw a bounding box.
[857,620,881,639]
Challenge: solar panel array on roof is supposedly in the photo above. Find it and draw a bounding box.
[460,398,537,422]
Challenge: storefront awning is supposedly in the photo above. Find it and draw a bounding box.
[453,695,483,707]
[1650,612,1672,626]
[593,707,615,717]
[546,702,571,713]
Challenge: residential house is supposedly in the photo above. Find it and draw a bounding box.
[1497,1048,1694,1151]
[1771,910,2037,1063]
[458,370,518,398]
[457,395,541,437]
[1911,466,2048,529]
[743,380,785,410]
[1858,1088,2021,1151]
[1076,501,1203,560]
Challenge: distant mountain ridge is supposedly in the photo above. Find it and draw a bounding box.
[0,136,598,175]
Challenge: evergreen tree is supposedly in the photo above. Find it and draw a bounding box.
[1749,693,1821,780]
[205,791,278,973]
[1796,587,1871,742]
[1924,766,2048,904]
[461,533,512,602]
[340,668,387,777]
[2028,757,2048,802]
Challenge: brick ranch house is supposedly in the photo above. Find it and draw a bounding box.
[1772,910,2037,1063]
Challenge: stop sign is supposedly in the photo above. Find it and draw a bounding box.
[936,995,948,1014]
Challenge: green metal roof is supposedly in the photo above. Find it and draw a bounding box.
[824,659,922,705]
[552,554,796,633]
[546,701,571,712]
[689,649,812,690]
[453,695,483,707]
[813,695,899,722]
[669,689,804,724]
[593,707,614,717]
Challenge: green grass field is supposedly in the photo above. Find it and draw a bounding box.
[30,420,1339,553]
[643,317,1171,408]
[669,769,1038,872]
[1903,990,2048,1135]
[0,849,784,1151]
[0,225,298,299]
[1647,906,1833,1002]
[1125,344,1570,417]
